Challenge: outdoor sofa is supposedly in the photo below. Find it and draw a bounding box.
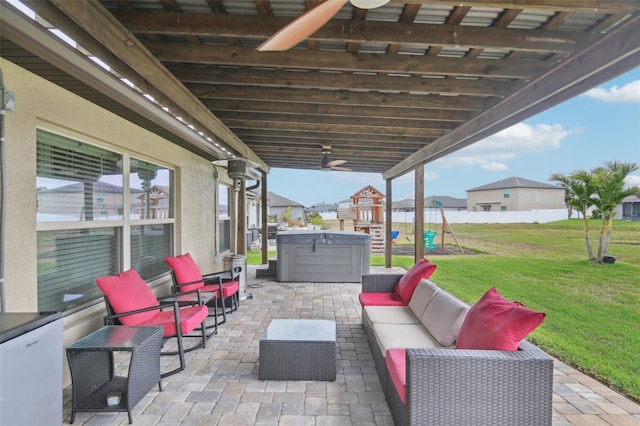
[360,264,553,426]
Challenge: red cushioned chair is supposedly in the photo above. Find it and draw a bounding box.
[165,253,241,325]
[96,268,209,378]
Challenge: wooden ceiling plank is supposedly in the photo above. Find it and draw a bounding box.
[223,120,449,138]
[387,3,421,54]
[167,65,517,97]
[206,1,226,14]
[147,44,552,79]
[252,145,416,156]
[44,0,268,169]
[213,111,460,130]
[397,1,640,14]
[119,12,581,53]
[186,84,497,111]
[232,128,436,144]
[254,0,273,16]
[205,99,473,122]
[240,137,429,150]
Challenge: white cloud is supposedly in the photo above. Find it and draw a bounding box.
[424,171,439,181]
[432,122,575,170]
[481,162,509,171]
[626,174,640,188]
[583,80,640,103]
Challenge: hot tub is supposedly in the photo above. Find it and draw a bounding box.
[276,231,371,282]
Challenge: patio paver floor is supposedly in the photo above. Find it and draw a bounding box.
[62,265,640,425]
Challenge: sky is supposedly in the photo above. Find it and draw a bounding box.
[266,67,640,207]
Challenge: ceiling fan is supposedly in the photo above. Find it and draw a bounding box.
[321,144,351,171]
[257,0,391,52]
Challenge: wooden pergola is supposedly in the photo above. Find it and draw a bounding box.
[1,0,638,265]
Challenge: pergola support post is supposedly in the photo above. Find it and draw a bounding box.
[414,164,425,263]
[261,170,268,265]
[385,178,392,268]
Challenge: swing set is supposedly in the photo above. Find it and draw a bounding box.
[424,200,441,250]
[423,200,465,254]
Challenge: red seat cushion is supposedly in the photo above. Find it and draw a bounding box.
[141,305,208,337]
[386,348,407,404]
[96,269,160,325]
[394,259,437,303]
[221,280,239,298]
[456,287,546,351]
[201,283,221,297]
[359,292,407,307]
[165,253,204,292]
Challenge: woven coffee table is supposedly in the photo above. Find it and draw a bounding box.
[259,319,336,381]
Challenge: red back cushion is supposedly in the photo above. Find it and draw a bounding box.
[456,287,546,351]
[96,269,159,325]
[394,259,437,303]
[165,253,204,292]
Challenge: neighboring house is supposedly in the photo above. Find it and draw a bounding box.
[425,195,467,211]
[266,191,306,226]
[391,196,467,212]
[37,181,143,221]
[246,188,262,229]
[617,195,640,221]
[307,202,338,220]
[390,196,467,223]
[466,177,565,212]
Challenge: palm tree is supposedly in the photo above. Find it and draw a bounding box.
[550,170,597,260]
[591,161,640,262]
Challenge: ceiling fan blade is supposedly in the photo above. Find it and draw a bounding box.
[331,166,352,171]
[326,159,347,167]
[257,0,349,52]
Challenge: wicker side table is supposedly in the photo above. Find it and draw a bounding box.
[259,319,336,381]
[66,325,163,424]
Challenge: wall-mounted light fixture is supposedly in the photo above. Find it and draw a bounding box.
[1,87,15,112]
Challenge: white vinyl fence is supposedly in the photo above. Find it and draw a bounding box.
[390,209,568,224]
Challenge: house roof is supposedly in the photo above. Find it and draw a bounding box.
[267,191,305,208]
[392,196,466,209]
[2,1,638,179]
[40,181,142,194]
[425,195,467,208]
[467,176,561,192]
[351,185,384,200]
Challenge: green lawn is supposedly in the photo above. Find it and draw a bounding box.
[246,219,640,402]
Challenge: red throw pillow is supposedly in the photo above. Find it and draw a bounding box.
[394,258,437,303]
[456,287,545,351]
[165,253,205,292]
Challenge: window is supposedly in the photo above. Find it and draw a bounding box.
[503,189,510,199]
[36,130,174,312]
[501,206,508,212]
[129,158,174,280]
[218,183,231,252]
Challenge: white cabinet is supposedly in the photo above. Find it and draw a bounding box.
[0,312,63,426]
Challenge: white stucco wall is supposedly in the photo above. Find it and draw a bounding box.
[1,58,223,385]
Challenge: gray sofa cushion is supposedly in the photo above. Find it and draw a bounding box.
[420,291,469,347]
[408,279,440,319]
[364,306,421,326]
[374,323,441,356]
